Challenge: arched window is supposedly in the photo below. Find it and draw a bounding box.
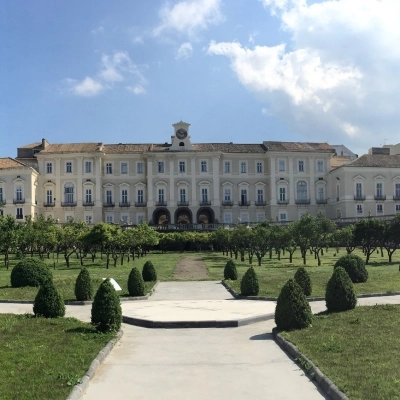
[296,181,307,201]
[64,183,74,204]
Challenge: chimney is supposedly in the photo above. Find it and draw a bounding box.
[41,138,49,150]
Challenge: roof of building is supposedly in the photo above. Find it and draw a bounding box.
[193,143,267,153]
[104,144,157,153]
[263,141,335,153]
[39,143,104,154]
[0,157,28,169]
[346,154,400,168]
[17,142,42,149]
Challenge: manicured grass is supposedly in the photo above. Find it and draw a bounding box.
[0,252,184,301]
[0,314,115,400]
[281,305,400,400]
[203,248,400,297]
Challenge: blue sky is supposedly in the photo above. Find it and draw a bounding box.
[1,0,399,158]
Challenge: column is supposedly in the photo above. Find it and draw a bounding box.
[147,157,154,207]
[309,156,315,204]
[55,158,61,207]
[289,157,295,205]
[212,156,220,205]
[270,157,276,204]
[76,157,83,206]
[169,156,175,204]
[95,157,102,207]
[191,157,197,203]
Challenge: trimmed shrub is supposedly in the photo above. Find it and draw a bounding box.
[326,267,357,312]
[33,280,65,318]
[334,254,368,283]
[240,266,259,296]
[275,279,312,331]
[11,258,52,288]
[294,267,312,296]
[91,278,122,333]
[128,267,145,296]
[142,261,157,282]
[224,259,238,280]
[74,268,93,301]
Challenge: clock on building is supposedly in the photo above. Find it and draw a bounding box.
[176,128,188,140]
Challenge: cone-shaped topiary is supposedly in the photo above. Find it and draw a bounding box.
[224,259,238,280]
[240,266,259,296]
[33,280,65,318]
[142,261,157,282]
[74,268,93,301]
[91,278,122,333]
[275,279,312,331]
[128,267,145,296]
[326,267,357,312]
[334,254,368,283]
[11,258,52,288]
[294,266,312,296]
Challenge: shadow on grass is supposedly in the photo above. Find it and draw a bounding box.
[64,326,97,334]
[249,333,273,341]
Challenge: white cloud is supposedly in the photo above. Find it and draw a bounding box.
[176,42,193,59]
[209,0,400,152]
[248,32,258,43]
[126,85,146,95]
[153,0,223,37]
[68,77,104,97]
[91,26,104,35]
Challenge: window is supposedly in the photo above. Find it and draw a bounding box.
[240,162,247,173]
[85,161,92,173]
[0,187,3,203]
[396,204,400,213]
[296,181,307,200]
[85,189,92,204]
[158,161,164,173]
[257,189,264,203]
[66,162,72,173]
[240,212,249,223]
[396,183,400,198]
[46,190,53,205]
[137,162,144,174]
[336,185,340,200]
[376,182,383,197]
[240,189,248,205]
[257,213,265,222]
[179,161,185,173]
[298,160,304,172]
[317,187,324,201]
[201,188,208,202]
[121,215,129,223]
[16,207,23,220]
[137,189,144,204]
[317,160,324,173]
[46,163,53,174]
[180,188,186,203]
[106,190,113,205]
[200,160,207,172]
[224,188,231,201]
[121,189,128,204]
[356,204,363,214]
[158,188,165,203]
[223,212,232,224]
[224,161,231,173]
[106,163,112,174]
[121,162,128,174]
[279,187,286,202]
[137,214,145,224]
[85,215,93,224]
[280,212,287,221]
[15,185,23,201]
[278,159,285,172]
[256,162,263,173]
[377,204,383,214]
[356,183,363,198]
[64,183,74,204]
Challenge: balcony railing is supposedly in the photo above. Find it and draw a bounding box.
[156,201,167,207]
[374,195,386,201]
[83,201,95,207]
[239,201,250,207]
[119,201,131,207]
[394,195,400,201]
[255,201,267,206]
[200,200,211,206]
[16,215,24,220]
[135,201,147,207]
[61,201,77,207]
[295,198,310,205]
[316,198,328,204]
[13,198,25,204]
[177,201,189,207]
[103,202,115,208]
[43,202,55,207]
[354,195,366,201]
[277,199,289,205]
[221,200,233,206]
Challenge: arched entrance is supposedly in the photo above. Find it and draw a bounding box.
[197,207,214,224]
[175,208,192,224]
[153,208,171,225]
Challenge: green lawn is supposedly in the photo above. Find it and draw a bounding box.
[202,248,400,297]
[0,314,115,400]
[281,305,400,400]
[0,252,184,301]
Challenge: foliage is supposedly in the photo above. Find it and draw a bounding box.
[294,266,312,296]
[74,267,93,301]
[326,267,357,312]
[33,279,65,318]
[334,254,368,283]
[142,260,157,281]
[91,278,122,333]
[10,257,52,287]
[240,266,259,296]
[128,267,145,296]
[354,219,384,264]
[275,278,312,331]
[224,259,238,280]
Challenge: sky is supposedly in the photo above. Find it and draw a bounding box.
[1,0,400,158]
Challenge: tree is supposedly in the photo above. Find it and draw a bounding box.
[309,213,336,266]
[240,266,259,296]
[354,219,384,264]
[128,267,145,296]
[75,267,93,301]
[380,215,400,262]
[334,225,356,254]
[33,280,65,318]
[142,261,157,282]
[291,214,315,265]
[252,224,272,266]
[294,267,312,296]
[224,259,238,280]
[0,215,19,269]
[334,254,368,283]
[326,267,357,312]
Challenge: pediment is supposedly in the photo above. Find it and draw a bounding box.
[103,183,115,188]
[176,180,189,186]
[198,180,211,186]
[119,182,131,187]
[221,181,233,186]
[374,175,385,180]
[352,175,365,180]
[238,181,250,187]
[155,180,168,186]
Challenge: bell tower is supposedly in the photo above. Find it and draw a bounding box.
[170,120,193,150]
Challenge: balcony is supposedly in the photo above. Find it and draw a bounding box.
[354,195,366,201]
[16,215,24,220]
[239,201,250,207]
[61,202,77,207]
[43,202,55,207]
[374,195,386,201]
[103,202,115,208]
[177,201,189,207]
[119,201,131,207]
[255,201,267,206]
[316,198,328,204]
[277,199,289,205]
[295,198,310,205]
[156,201,167,207]
[135,201,147,207]
[13,198,25,204]
[394,195,400,201]
[200,200,211,206]
[83,201,95,207]
[221,200,233,206]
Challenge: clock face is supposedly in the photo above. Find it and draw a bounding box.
[176,128,187,140]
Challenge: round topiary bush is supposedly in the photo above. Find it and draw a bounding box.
[128,267,145,296]
[11,258,52,288]
[275,278,312,331]
[74,268,93,301]
[33,280,65,318]
[294,267,312,296]
[240,266,259,296]
[224,259,238,280]
[326,267,357,312]
[91,278,122,333]
[142,261,157,282]
[334,254,368,283]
